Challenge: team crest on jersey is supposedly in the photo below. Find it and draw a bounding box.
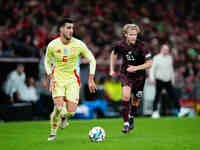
[56,49,61,54]
[70,47,76,56]
[64,48,68,54]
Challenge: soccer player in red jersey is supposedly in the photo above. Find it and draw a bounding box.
[110,24,152,133]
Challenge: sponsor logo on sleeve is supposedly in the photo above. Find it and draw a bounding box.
[145,53,151,59]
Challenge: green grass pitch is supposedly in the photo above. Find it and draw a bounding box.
[0,117,200,150]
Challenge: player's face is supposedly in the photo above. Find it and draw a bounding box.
[17,65,24,74]
[161,45,169,55]
[125,29,138,45]
[61,23,74,40]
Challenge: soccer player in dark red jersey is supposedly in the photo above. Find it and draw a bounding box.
[110,24,152,133]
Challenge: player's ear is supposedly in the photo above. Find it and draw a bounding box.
[124,33,127,38]
[59,26,64,33]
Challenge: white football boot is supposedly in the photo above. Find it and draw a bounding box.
[152,111,160,119]
[48,134,56,141]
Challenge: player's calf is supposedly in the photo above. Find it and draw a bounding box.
[121,101,130,133]
[129,115,134,130]
[129,105,136,131]
[48,104,62,141]
[129,96,140,131]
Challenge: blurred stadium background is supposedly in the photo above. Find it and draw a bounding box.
[0,0,200,127]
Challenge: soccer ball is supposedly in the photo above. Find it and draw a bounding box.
[88,126,106,142]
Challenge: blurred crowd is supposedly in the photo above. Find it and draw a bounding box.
[0,0,200,119]
[0,0,200,62]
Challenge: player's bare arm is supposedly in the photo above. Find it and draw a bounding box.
[110,51,117,77]
[127,59,152,72]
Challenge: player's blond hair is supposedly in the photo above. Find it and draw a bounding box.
[122,24,141,35]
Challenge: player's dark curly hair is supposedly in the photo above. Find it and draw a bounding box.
[57,18,74,32]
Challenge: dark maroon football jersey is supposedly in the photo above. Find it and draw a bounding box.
[112,39,151,78]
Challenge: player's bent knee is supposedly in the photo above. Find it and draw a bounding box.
[54,97,64,107]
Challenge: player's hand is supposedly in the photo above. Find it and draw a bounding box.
[49,77,56,92]
[127,65,139,72]
[42,79,48,89]
[88,79,96,93]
